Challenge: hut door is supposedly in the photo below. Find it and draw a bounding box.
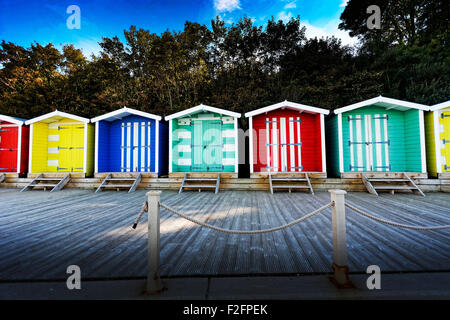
[139,122,152,172]
[348,115,369,171]
[0,125,18,172]
[58,125,84,172]
[203,120,223,171]
[121,121,151,172]
[348,114,389,172]
[441,111,450,172]
[191,120,204,171]
[266,117,302,172]
[190,119,223,172]
[366,114,390,172]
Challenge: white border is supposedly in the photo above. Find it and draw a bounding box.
[433,110,442,174]
[320,114,327,173]
[28,124,33,173]
[429,100,450,112]
[419,110,427,173]
[155,120,159,174]
[91,106,162,123]
[338,113,344,173]
[334,96,430,114]
[16,125,22,173]
[25,110,89,125]
[0,115,24,125]
[94,121,99,173]
[249,116,254,174]
[168,120,173,173]
[244,100,330,118]
[234,117,238,173]
[83,123,88,173]
[165,104,241,121]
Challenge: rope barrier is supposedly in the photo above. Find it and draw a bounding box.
[132,201,148,229]
[158,201,334,234]
[345,202,450,230]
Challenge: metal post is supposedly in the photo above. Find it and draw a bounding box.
[146,191,163,294]
[329,189,353,288]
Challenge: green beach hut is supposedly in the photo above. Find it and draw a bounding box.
[165,104,241,175]
[326,96,429,178]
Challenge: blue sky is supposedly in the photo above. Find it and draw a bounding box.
[0,0,354,57]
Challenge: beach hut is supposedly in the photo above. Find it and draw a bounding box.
[90,107,168,192]
[0,114,29,177]
[327,96,429,195]
[24,111,93,188]
[425,100,450,178]
[245,101,329,193]
[165,104,241,192]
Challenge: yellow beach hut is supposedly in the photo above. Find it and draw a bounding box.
[425,100,450,177]
[25,111,94,177]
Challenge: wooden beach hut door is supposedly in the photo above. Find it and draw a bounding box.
[120,121,152,172]
[58,124,84,172]
[348,114,390,172]
[441,111,450,171]
[191,119,223,171]
[0,125,18,172]
[265,117,302,172]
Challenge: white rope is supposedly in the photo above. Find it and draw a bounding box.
[345,202,450,231]
[158,201,334,235]
[132,201,148,229]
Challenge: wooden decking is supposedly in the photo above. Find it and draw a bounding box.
[0,189,449,281]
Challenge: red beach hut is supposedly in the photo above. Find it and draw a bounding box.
[0,114,29,175]
[245,101,329,175]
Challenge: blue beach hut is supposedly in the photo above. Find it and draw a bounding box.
[91,107,168,177]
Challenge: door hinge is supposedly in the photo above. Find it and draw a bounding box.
[374,164,391,170]
[284,143,302,146]
[373,115,389,120]
[373,140,390,145]
[348,141,367,146]
[348,117,363,121]
[349,164,365,170]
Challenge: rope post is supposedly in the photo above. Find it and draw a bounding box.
[329,189,353,288]
[146,191,163,294]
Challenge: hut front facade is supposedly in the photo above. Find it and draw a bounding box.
[245,101,329,174]
[25,111,94,176]
[91,107,168,176]
[425,100,450,177]
[0,115,29,175]
[327,96,429,177]
[165,105,241,174]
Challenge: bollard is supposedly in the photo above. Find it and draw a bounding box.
[328,189,353,288]
[146,191,163,294]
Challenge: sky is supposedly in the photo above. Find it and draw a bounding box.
[0,0,355,57]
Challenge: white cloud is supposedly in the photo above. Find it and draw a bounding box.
[276,11,293,23]
[214,0,241,12]
[340,0,349,7]
[303,19,357,46]
[284,1,296,9]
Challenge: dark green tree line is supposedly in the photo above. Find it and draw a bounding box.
[0,0,448,121]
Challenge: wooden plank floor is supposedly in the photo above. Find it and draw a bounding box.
[0,189,449,281]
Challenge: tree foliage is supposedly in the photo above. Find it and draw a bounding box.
[0,3,448,122]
